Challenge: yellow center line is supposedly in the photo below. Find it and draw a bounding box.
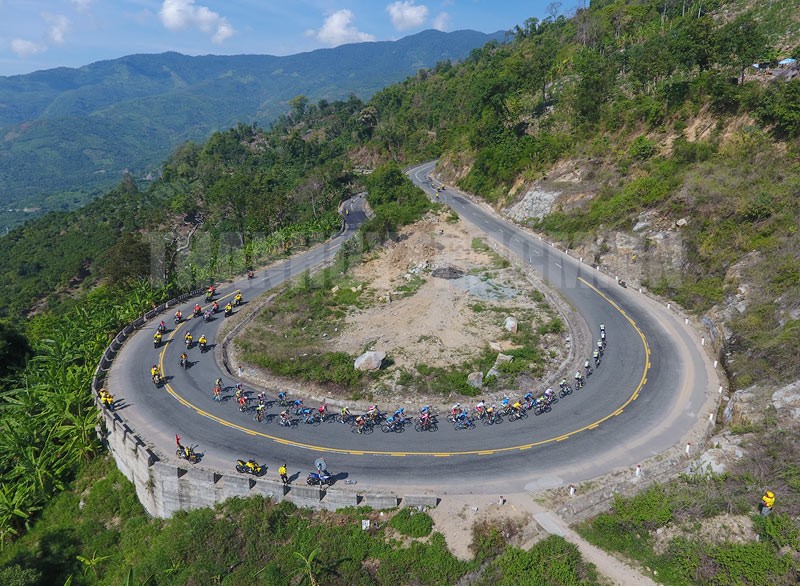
[155,276,650,457]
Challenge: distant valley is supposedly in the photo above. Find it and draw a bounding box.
[0,29,503,229]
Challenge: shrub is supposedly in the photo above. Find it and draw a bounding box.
[389,508,433,538]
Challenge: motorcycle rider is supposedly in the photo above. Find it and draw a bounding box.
[203,310,211,322]
[157,320,167,333]
[234,292,243,306]
[279,463,288,484]
[153,330,162,346]
[151,364,161,383]
[184,331,193,347]
[224,302,233,316]
[198,334,207,350]
[212,301,219,313]
[174,310,182,323]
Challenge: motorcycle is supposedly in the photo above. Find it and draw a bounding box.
[157,322,167,334]
[176,447,199,464]
[235,459,265,476]
[306,472,334,486]
[224,306,233,317]
[153,336,162,348]
[152,373,162,386]
[185,337,192,349]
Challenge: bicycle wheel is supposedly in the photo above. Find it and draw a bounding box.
[428,422,438,432]
[381,424,392,433]
[414,423,423,432]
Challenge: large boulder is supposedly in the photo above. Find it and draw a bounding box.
[504,316,519,333]
[354,351,386,371]
[467,372,484,388]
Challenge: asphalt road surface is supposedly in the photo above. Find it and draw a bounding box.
[108,164,712,494]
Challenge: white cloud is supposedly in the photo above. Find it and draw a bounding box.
[159,0,234,44]
[11,39,47,58]
[386,1,429,31]
[306,9,375,46]
[44,14,71,45]
[69,0,94,10]
[432,11,450,31]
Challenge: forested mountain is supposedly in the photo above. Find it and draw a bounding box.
[0,28,503,228]
[2,0,800,583]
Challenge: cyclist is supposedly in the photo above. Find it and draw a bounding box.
[238,394,247,411]
[544,387,556,403]
[419,409,431,427]
[450,402,461,419]
[559,378,568,390]
[340,405,351,423]
[574,370,584,387]
[600,323,605,334]
[279,410,291,426]
[215,377,223,389]
[523,392,535,409]
[393,406,405,422]
[367,404,380,421]
[293,398,304,415]
[597,339,604,355]
[153,330,162,345]
[198,334,207,350]
[180,352,188,368]
[213,384,221,401]
[277,391,287,405]
[500,396,511,413]
[593,349,600,365]
[485,403,496,422]
[184,331,193,348]
[474,400,486,418]
[512,399,524,416]
[355,415,367,433]
[600,330,606,344]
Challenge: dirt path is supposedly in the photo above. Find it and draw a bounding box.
[429,493,658,585]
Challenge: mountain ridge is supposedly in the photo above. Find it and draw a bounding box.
[0,29,504,226]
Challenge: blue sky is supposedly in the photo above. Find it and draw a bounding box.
[0,0,560,77]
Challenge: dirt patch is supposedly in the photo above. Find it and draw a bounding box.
[329,213,552,372]
[651,513,756,555]
[427,493,546,560]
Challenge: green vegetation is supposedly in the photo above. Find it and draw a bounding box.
[389,508,434,538]
[2,0,800,580]
[475,536,601,586]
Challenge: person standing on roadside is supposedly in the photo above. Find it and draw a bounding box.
[279,464,288,484]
